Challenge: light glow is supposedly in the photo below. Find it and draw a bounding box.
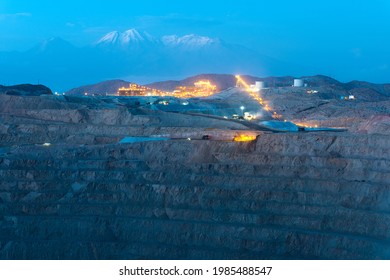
[233,134,257,142]
[117,80,217,98]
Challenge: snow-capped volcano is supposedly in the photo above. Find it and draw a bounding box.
[0,28,287,91]
[96,29,220,50]
[97,31,120,44]
[96,29,155,47]
[162,34,220,48]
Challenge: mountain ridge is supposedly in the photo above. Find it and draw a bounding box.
[0,28,287,91]
[96,29,156,46]
[0,84,52,96]
[65,79,131,96]
[65,73,390,99]
[2,28,390,92]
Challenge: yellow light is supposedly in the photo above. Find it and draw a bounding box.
[295,122,318,128]
[117,80,216,98]
[233,134,257,142]
[235,75,285,121]
[235,75,251,90]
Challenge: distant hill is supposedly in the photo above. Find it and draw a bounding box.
[65,74,390,101]
[0,84,52,96]
[65,79,131,96]
[147,74,368,92]
[344,80,390,97]
[148,74,296,91]
[149,74,390,95]
[146,74,238,92]
[66,74,293,95]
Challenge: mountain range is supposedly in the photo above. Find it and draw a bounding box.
[0,29,290,92]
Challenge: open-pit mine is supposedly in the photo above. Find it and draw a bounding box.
[1,77,390,259]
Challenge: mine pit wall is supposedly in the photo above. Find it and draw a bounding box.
[1,131,390,260]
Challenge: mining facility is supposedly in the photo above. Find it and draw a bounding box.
[1,74,390,260]
[117,80,217,98]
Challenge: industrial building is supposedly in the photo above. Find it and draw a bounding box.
[117,80,217,98]
[249,81,265,92]
[293,79,304,87]
[173,80,217,98]
[117,84,166,96]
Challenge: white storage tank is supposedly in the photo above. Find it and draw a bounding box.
[255,81,265,89]
[293,79,304,87]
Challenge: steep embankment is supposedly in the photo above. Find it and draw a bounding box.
[1,94,390,259]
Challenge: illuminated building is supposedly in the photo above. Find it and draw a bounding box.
[173,80,217,98]
[118,84,147,96]
[117,80,217,98]
[117,84,167,96]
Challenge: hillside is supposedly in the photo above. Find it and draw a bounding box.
[0,84,52,96]
[148,74,390,96]
[67,74,390,102]
[147,74,295,91]
[65,79,131,96]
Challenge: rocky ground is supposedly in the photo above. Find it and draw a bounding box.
[260,86,390,133]
[1,86,390,259]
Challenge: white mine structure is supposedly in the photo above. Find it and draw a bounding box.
[249,81,265,92]
[293,78,304,87]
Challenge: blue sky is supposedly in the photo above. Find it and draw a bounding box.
[1,0,390,82]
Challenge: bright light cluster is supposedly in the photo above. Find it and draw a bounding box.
[233,134,257,142]
[173,80,217,98]
[235,75,320,128]
[118,84,168,96]
[117,80,217,98]
[235,75,281,118]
